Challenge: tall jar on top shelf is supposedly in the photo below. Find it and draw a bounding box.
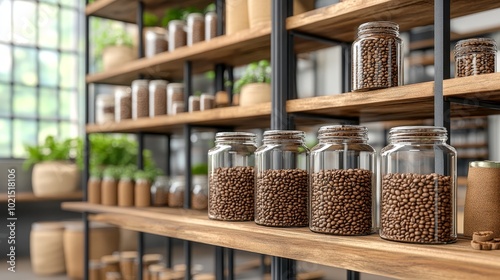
[310,125,376,235]
[352,21,403,92]
[255,130,309,227]
[380,126,457,244]
[208,132,257,221]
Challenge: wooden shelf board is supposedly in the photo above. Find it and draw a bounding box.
[86,0,211,24]
[86,73,500,133]
[452,143,488,149]
[62,202,500,279]
[0,191,82,203]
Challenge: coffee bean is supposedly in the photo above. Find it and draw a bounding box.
[132,81,149,119]
[169,20,186,51]
[209,166,255,221]
[381,173,454,243]
[150,81,167,117]
[255,169,308,227]
[119,95,131,120]
[310,169,373,235]
[455,39,496,77]
[187,13,205,46]
[168,190,184,208]
[191,192,208,210]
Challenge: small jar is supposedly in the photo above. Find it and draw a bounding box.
[208,132,257,221]
[119,251,137,280]
[101,255,120,280]
[145,27,168,58]
[135,178,151,207]
[255,130,309,227]
[200,94,214,111]
[189,96,200,112]
[89,260,102,280]
[168,176,184,208]
[88,176,101,204]
[149,264,167,280]
[132,79,149,119]
[149,80,168,117]
[151,176,169,206]
[118,177,134,207]
[309,125,376,235]
[172,101,184,115]
[352,21,403,92]
[101,175,118,206]
[455,38,496,78]
[106,272,122,280]
[191,175,208,210]
[205,12,218,41]
[142,254,163,280]
[187,13,205,46]
[167,83,184,115]
[96,93,115,124]
[115,87,132,122]
[380,126,457,244]
[168,20,186,51]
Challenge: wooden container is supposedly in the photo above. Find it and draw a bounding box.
[248,0,315,28]
[88,177,102,204]
[101,255,120,280]
[135,179,151,207]
[119,251,138,280]
[118,178,134,207]
[64,222,120,279]
[239,83,271,106]
[30,222,66,275]
[89,260,102,280]
[142,254,163,280]
[225,0,249,35]
[102,177,118,206]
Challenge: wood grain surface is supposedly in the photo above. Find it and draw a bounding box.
[62,202,500,279]
[0,191,83,203]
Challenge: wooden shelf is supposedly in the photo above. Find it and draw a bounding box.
[86,74,500,133]
[86,0,500,85]
[452,143,488,149]
[62,202,500,279]
[86,0,211,24]
[0,191,83,203]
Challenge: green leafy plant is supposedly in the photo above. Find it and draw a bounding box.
[144,12,160,27]
[233,60,271,94]
[161,6,203,27]
[205,3,216,13]
[103,166,121,180]
[23,136,82,170]
[120,165,138,180]
[192,163,208,175]
[134,170,151,181]
[91,18,134,62]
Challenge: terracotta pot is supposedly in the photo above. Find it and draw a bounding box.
[226,0,249,35]
[32,161,80,197]
[248,0,315,28]
[239,83,271,106]
[102,45,136,71]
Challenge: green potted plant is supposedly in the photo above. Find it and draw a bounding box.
[23,136,82,197]
[91,18,135,72]
[233,60,272,106]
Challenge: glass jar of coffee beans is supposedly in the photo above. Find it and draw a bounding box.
[131,79,149,119]
[255,130,309,227]
[208,132,257,221]
[455,38,496,78]
[380,126,457,244]
[309,125,376,235]
[187,13,205,46]
[168,20,186,51]
[352,21,402,92]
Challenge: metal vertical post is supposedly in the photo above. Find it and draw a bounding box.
[434,0,451,135]
[166,134,173,269]
[216,0,225,36]
[184,61,193,280]
[341,44,352,93]
[227,248,234,280]
[227,66,234,104]
[215,247,225,280]
[137,132,145,280]
[137,1,145,59]
[83,0,90,279]
[347,270,360,280]
[215,64,226,92]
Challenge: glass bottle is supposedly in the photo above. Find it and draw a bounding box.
[455,38,496,77]
[149,80,168,117]
[208,132,257,221]
[352,21,403,92]
[191,175,208,210]
[310,125,376,235]
[205,12,218,41]
[115,86,132,122]
[168,20,186,51]
[187,13,205,46]
[255,130,309,227]
[380,126,457,244]
[151,176,169,206]
[145,27,168,58]
[132,79,149,119]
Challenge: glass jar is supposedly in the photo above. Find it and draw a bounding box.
[88,177,101,204]
[135,178,151,207]
[309,125,376,235]
[145,27,168,58]
[115,86,132,122]
[151,176,169,206]
[168,176,184,207]
[149,80,168,117]
[455,38,496,78]
[255,130,309,227]
[200,94,214,111]
[117,177,134,207]
[101,175,118,206]
[187,13,205,46]
[208,132,257,221]
[167,83,184,115]
[352,21,403,92]
[168,20,186,51]
[380,126,457,244]
[132,79,149,119]
[191,175,208,210]
[172,101,184,115]
[205,12,218,41]
[96,93,115,124]
[189,96,200,112]
[89,260,102,280]
[119,251,137,280]
[141,254,163,280]
[101,255,120,280]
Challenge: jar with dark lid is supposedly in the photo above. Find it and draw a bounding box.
[187,13,205,46]
[132,79,149,119]
[455,38,496,77]
[145,27,168,58]
[352,21,403,92]
[255,130,309,227]
[205,12,218,41]
[380,126,457,244]
[208,132,257,221]
[168,20,186,51]
[149,80,168,117]
[310,125,376,235]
